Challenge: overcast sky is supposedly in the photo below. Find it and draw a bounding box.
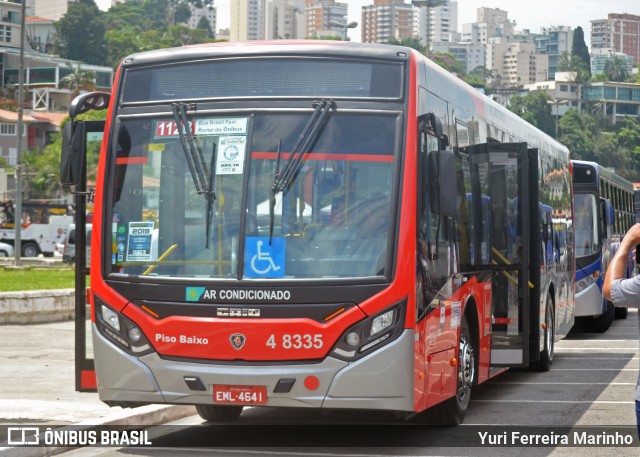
[97,0,639,45]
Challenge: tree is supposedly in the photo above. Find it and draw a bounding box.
[430,52,465,76]
[388,37,426,55]
[507,92,555,137]
[571,26,591,79]
[557,52,590,85]
[557,110,595,161]
[603,56,630,82]
[54,0,106,65]
[59,64,97,96]
[196,15,214,39]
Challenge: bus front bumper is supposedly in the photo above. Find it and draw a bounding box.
[92,324,415,412]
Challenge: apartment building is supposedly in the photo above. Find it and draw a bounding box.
[32,0,76,22]
[231,0,265,41]
[591,13,640,66]
[462,7,514,45]
[265,0,306,40]
[583,81,640,124]
[535,26,573,80]
[489,40,548,88]
[412,0,457,50]
[306,0,348,39]
[361,0,412,44]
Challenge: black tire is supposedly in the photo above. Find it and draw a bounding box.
[532,297,554,372]
[428,317,476,425]
[21,242,39,257]
[615,306,628,319]
[195,404,243,422]
[589,300,615,333]
[0,249,8,257]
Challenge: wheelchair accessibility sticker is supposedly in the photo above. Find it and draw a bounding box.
[244,237,285,278]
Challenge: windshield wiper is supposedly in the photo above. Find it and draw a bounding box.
[273,99,336,194]
[171,102,209,195]
[268,139,283,245]
[205,144,217,249]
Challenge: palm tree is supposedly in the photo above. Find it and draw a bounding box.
[603,56,629,82]
[58,63,96,97]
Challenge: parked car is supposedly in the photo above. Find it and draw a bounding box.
[63,224,92,265]
[0,241,13,257]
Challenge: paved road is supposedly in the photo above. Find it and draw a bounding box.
[55,309,640,456]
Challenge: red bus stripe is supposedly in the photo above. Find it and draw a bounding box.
[116,156,149,165]
[251,151,393,162]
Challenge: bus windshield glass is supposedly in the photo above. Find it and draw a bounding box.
[108,111,398,280]
[574,193,600,257]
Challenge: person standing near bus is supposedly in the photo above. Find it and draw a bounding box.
[603,223,640,436]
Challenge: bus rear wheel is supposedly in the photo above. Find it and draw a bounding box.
[589,300,614,333]
[195,404,243,422]
[429,317,475,425]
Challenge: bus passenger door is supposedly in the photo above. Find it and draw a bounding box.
[469,142,531,367]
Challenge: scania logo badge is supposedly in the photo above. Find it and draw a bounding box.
[230,333,246,350]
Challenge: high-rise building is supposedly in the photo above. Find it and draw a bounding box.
[412,0,458,50]
[489,41,548,88]
[462,7,514,45]
[590,48,634,76]
[185,2,217,37]
[591,13,640,66]
[231,0,265,41]
[265,0,306,40]
[361,0,412,44]
[33,0,77,21]
[534,26,573,80]
[306,0,348,39]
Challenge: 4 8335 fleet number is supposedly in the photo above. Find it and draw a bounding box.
[266,334,323,349]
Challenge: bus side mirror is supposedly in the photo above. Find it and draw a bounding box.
[60,121,86,186]
[428,149,456,215]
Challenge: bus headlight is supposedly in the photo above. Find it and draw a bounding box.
[370,309,395,336]
[101,305,121,332]
[95,295,154,356]
[330,299,406,361]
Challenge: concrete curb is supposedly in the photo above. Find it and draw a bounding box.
[0,289,74,324]
[0,405,196,457]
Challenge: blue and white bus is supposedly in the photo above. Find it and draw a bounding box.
[572,160,635,332]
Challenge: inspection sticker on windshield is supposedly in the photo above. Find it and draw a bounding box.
[216,136,246,175]
[126,221,154,262]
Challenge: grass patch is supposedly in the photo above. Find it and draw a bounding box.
[0,266,75,292]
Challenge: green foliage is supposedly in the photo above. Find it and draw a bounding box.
[558,52,591,85]
[0,267,75,292]
[54,0,107,65]
[571,27,591,78]
[431,52,465,76]
[388,37,426,55]
[556,110,640,181]
[196,15,214,39]
[508,92,555,137]
[603,56,630,82]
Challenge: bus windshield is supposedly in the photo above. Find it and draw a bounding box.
[574,193,600,257]
[108,111,399,280]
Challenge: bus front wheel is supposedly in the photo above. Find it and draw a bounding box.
[195,404,243,422]
[429,316,476,425]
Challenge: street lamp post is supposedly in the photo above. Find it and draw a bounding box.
[329,20,358,41]
[547,98,569,138]
[411,0,447,56]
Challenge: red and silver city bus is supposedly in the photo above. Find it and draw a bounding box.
[61,41,575,424]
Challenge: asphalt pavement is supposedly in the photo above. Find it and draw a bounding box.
[0,318,195,456]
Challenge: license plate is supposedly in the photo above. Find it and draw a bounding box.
[213,385,268,405]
